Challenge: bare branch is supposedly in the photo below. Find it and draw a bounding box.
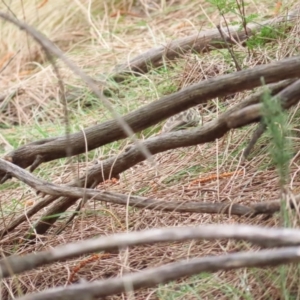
[19,247,300,300]
[0,194,57,238]
[5,79,293,236]
[227,79,300,128]
[0,157,285,237]
[112,12,297,79]
[34,77,300,235]
[3,224,300,280]
[243,122,266,159]
[13,246,300,300]
[2,55,300,173]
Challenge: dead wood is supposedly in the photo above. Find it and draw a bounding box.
[1,11,300,176]
[1,11,300,238]
[0,158,287,238]
[227,78,300,128]
[15,246,300,300]
[0,80,296,236]
[112,12,297,80]
[227,78,300,158]
[3,224,300,280]
[2,58,300,178]
[1,8,300,300]
[0,194,58,238]
[0,159,274,237]
[27,79,297,236]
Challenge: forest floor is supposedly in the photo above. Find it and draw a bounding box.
[1,0,300,299]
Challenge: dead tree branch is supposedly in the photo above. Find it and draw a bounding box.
[228,78,300,157]
[1,11,299,178]
[112,11,298,79]
[0,135,298,238]
[227,78,300,128]
[1,56,300,175]
[0,159,251,217]
[0,157,293,237]
[29,79,299,236]
[15,246,300,300]
[1,13,300,236]
[243,122,267,159]
[3,224,300,279]
[0,79,293,236]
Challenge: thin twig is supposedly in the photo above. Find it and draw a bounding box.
[216,24,241,71]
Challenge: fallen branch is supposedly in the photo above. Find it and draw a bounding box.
[227,79,300,128]
[243,122,266,159]
[2,56,300,174]
[230,79,300,157]
[0,157,297,237]
[1,11,298,177]
[112,11,298,79]
[0,80,297,237]
[227,78,300,159]
[3,224,300,279]
[30,79,298,235]
[15,246,300,300]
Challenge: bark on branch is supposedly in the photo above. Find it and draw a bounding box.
[2,57,300,175]
[14,246,300,300]
[112,11,298,79]
[227,78,300,128]
[1,9,300,175]
[0,79,294,236]
[2,10,300,237]
[3,224,300,279]
[28,78,300,236]
[19,247,300,300]
[0,158,292,237]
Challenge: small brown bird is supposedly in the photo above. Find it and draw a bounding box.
[161,107,201,133]
[123,107,201,153]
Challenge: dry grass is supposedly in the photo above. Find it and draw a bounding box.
[1,0,300,299]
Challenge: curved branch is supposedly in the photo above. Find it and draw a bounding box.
[0,80,296,236]
[2,56,300,173]
[10,247,300,300]
[112,11,298,79]
[227,78,300,128]
[57,79,298,186]
[3,224,300,279]
[26,79,297,235]
[0,154,297,237]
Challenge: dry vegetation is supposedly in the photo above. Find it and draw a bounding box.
[2,0,300,299]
